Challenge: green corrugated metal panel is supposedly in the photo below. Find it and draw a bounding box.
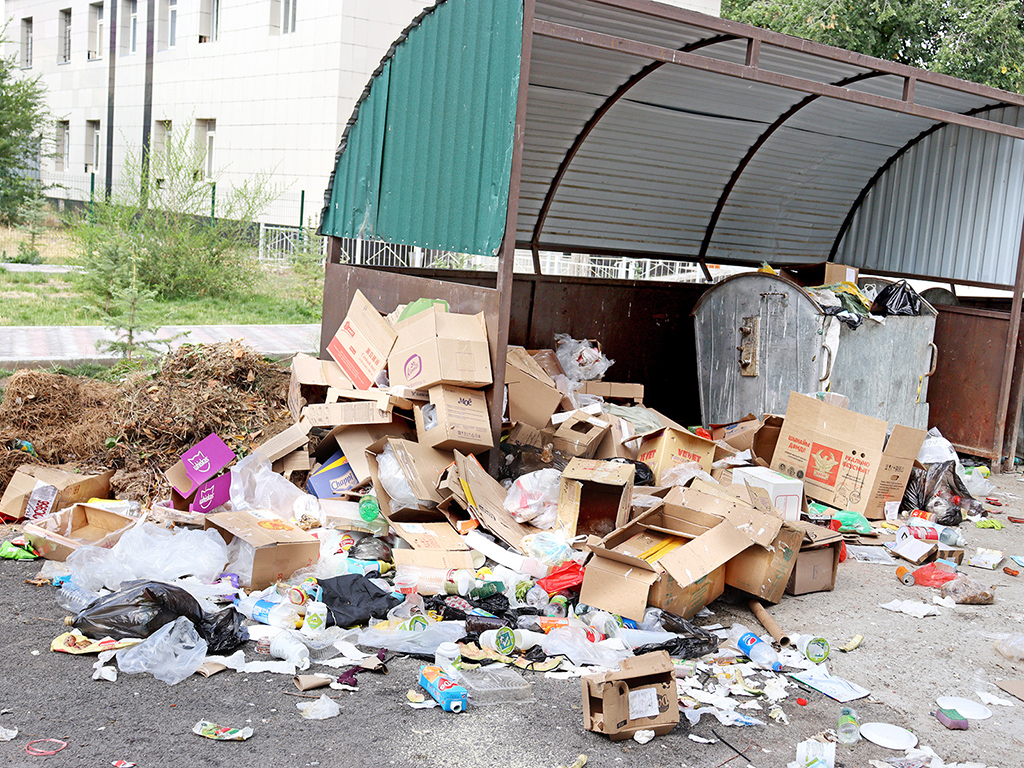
[320,0,523,256]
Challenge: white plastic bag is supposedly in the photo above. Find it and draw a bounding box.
[296,693,341,720]
[376,443,426,513]
[917,427,960,466]
[962,468,995,498]
[230,452,320,519]
[116,617,208,685]
[554,333,614,382]
[540,627,633,667]
[661,461,715,488]
[357,621,465,655]
[503,468,562,529]
[521,531,574,567]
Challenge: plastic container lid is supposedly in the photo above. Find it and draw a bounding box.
[460,665,534,705]
[394,574,419,596]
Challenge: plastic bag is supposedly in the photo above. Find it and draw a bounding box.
[497,442,570,482]
[350,536,393,562]
[962,467,995,498]
[554,333,614,382]
[296,693,341,720]
[357,621,465,655]
[116,616,208,685]
[661,461,714,488]
[318,574,402,628]
[917,427,960,466]
[939,574,995,604]
[72,580,248,653]
[67,523,229,592]
[536,561,584,593]
[540,627,633,667]
[833,509,872,534]
[521,532,574,568]
[224,537,255,587]
[911,563,957,588]
[900,460,981,524]
[376,443,424,513]
[994,635,1024,662]
[503,468,562,529]
[869,279,922,316]
[230,452,320,519]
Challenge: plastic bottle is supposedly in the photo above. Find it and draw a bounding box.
[525,585,549,611]
[906,518,968,547]
[727,623,783,671]
[235,590,303,629]
[396,564,473,596]
[837,707,861,744]
[55,580,101,615]
[269,631,311,670]
[358,495,381,522]
[792,634,830,663]
[545,595,568,617]
[434,641,461,676]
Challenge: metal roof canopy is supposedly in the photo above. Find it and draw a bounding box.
[319,0,1024,467]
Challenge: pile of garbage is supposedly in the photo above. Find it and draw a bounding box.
[0,289,1021,763]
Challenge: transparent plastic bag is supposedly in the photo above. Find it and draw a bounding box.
[521,531,574,567]
[230,452,320,519]
[357,621,465,655]
[661,461,714,488]
[224,538,255,587]
[503,468,562,529]
[296,693,341,720]
[116,616,208,685]
[939,574,995,604]
[540,627,633,667]
[376,443,424,513]
[962,468,995,498]
[554,333,614,382]
[995,635,1024,662]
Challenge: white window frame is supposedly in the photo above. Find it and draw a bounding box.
[86,121,101,173]
[21,18,33,69]
[199,0,220,43]
[169,0,177,47]
[282,0,296,34]
[59,9,72,64]
[89,3,104,60]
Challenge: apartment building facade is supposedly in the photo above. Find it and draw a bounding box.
[5,0,721,226]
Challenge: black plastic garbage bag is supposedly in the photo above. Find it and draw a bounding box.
[608,458,656,486]
[319,574,401,628]
[870,280,922,316]
[350,536,392,562]
[900,460,983,525]
[72,580,248,653]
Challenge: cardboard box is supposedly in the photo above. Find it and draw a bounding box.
[414,385,493,453]
[393,547,475,576]
[252,418,312,463]
[785,521,844,595]
[171,471,232,513]
[557,458,634,538]
[205,509,320,589]
[451,451,543,554]
[288,353,352,419]
[388,306,492,390]
[634,427,717,483]
[770,393,925,519]
[580,488,783,620]
[551,413,611,459]
[23,503,136,561]
[0,465,115,522]
[505,347,562,429]
[710,414,759,452]
[732,465,804,522]
[751,415,784,465]
[326,290,398,390]
[726,522,802,604]
[581,651,679,741]
[165,433,235,500]
[824,262,859,285]
[365,438,454,522]
[302,390,410,428]
[272,448,312,474]
[578,381,645,406]
[306,449,359,498]
[595,415,639,461]
[314,420,417,487]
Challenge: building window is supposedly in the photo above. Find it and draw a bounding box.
[59,9,72,63]
[153,120,171,184]
[199,0,220,43]
[86,121,101,173]
[123,0,138,55]
[194,119,216,178]
[282,0,297,33]
[89,3,104,60]
[20,18,33,69]
[56,122,70,173]
[169,0,177,47]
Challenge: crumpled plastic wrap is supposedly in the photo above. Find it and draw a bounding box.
[503,468,562,529]
[939,574,995,604]
[554,333,614,382]
[116,616,209,685]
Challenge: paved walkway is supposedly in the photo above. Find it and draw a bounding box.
[0,324,322,370]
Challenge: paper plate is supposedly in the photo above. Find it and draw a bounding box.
[936,696,993,720]
[860,722,918,751]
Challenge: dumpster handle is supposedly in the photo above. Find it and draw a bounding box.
[819,345,833,382]
[925,342,938,377]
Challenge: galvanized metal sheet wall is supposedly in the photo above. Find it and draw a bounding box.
[837,107,1024,286]
[320,0,523,257]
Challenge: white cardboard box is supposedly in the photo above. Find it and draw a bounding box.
[732,465,804,522]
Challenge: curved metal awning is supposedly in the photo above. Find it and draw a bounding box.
[320,0,1024,287]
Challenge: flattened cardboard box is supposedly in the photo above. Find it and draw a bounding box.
[24,503,137,562]
[557,458,634,539]
[0,465,115,522]
[388,307,492,390]
[452,451,543,554]
[582,651,679,741]
[326,289,398,390]
[302,390,409,428]
[414,384,493,453]
[505,346,562,429]
[253,418,312,463]
[288,353,352,419]
[634,427,717,483]
[770,392,925,519]
[205,509,320,589]
[578,381,645,405]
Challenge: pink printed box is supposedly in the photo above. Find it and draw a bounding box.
[165,433,236,513]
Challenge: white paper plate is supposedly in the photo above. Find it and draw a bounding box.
[936,696,993,720]
[860,722,918,751]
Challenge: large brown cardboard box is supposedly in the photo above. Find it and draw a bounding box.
[24,503,137,562]
[0,466,115,522]
[770,392,925,519]
[388,307,492,390]
[550,413,610,458]
[365,438,454,523]
[785,522,844,595]
[824,262,859,285]
[634,427,717,483]
[726,522,802,604]
[581,651,679,741]
[557,458,634,539]
[414,385,493,453]
[505,347,562,429]
[287,353,352,419]
[205,510,320,590]
[578,381,645,406]
[326,290,398,390]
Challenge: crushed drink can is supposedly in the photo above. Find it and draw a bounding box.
[419,665,468,713]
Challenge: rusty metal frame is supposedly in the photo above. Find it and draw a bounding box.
[996,214,1024,469]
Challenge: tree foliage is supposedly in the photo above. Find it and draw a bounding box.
[0,29,51,224]
[721,0,1024,93]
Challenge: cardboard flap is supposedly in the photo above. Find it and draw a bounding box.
[303,400,394,428]
[506,346,556,388]
[253,419,312,463]
[562,458,634,486]
[786,391,888,449]
[666,487,782,547]
[579,555,660,621]
[884,424,927,458]
[326,290,398,390]
[291,353,352,389]
[391,521,467,551]
[656,522,757,587]
[205,510,316,548]
[795,521,844,548]
[389,439,452,503]
[393,548,475,570]
[320,419,416,483]
[454,452,541,554]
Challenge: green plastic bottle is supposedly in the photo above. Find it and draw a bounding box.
[358,494,380,522]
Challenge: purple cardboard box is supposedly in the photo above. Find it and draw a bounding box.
[172,471,232,514]
[166,433,236,497]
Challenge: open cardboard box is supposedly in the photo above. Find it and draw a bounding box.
[388,306,492,390]
[0,465,115,522]
[287,353,353,419]
[365,437,454,523]
[165,433,235,512]
[451,451,544,554]
[414,384,493,453]
[582,651,679,741]
[205,509,320,590]
[557,458,634,539]
[785,521,844,595]
[326,289,398,391]
[633,427,717,483]
[551,413,610,458]
[770,392,925,519]
[313,419,416,487]
[505,346,562,429]
[23,503,137,562]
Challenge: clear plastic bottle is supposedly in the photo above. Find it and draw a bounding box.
[434,641,461,676]
[906,518,967,547]
[235,590,303,629]
[395,564,473,596]
[727,622,782,671]
[55,580,101,615]
[526,585,549,611]
[837,706,861,744]
[544,595,568,617]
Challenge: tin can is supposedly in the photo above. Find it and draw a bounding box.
[896,565,915,585]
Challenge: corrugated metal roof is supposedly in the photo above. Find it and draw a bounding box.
[320,0,1024,285]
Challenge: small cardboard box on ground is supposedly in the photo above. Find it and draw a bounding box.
[204,509,320,589]
[770,392,925,519]
[786,521,844,595]
[634,427,717,483]
[288,353,352,419]
[582,651,679,741]
[0,465,115,522]
[165,433,235,512]
[732,465,804,522]
[23,503,137,561]
[388,306,492,390]
[414,385,493,454]
[505,346,562,429]
[557,458,634,539]
[326,290,398,390]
